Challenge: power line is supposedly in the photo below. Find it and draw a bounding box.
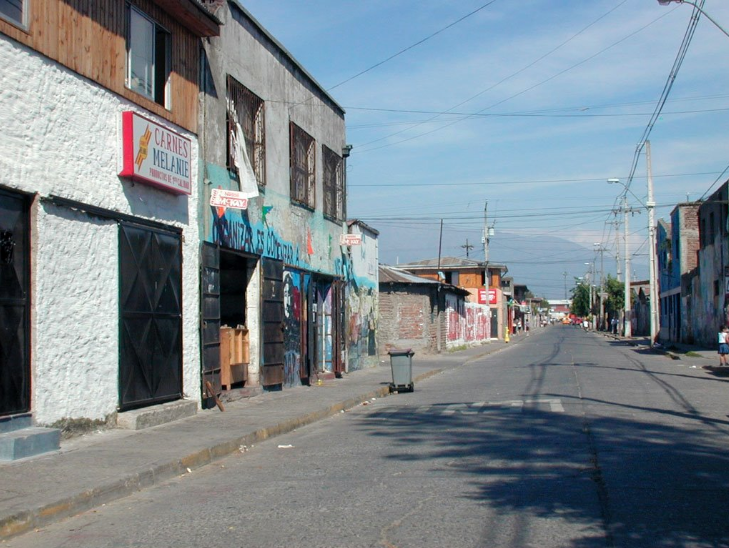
[353,1,628,148]
[326,1,501,92]
[623,1,705,193]
[356,6,673,154]
[348,170,725,188]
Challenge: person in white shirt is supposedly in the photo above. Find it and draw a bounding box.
[718,326,729,366]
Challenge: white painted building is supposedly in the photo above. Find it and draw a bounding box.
[0,1,220,430]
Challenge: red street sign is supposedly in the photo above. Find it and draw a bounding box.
[210,189,248,210]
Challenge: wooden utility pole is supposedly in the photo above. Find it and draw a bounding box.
[461,239,474,257]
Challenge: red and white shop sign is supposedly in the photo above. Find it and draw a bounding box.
[479,288,498,305]
[489,289,497,304]
[119,111,192,195]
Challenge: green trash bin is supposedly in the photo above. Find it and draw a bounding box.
[388,348,414,393]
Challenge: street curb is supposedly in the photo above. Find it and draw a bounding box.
[0,367,444,541]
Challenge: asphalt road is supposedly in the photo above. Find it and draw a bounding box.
[7,326,729,548]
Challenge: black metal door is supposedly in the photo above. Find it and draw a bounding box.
[119,222,183,410]
[200,242,221,398]
[261,258,284,387]
[0,189,30,416]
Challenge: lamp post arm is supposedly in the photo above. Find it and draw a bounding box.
[662,0,729,39]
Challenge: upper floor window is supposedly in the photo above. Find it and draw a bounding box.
[127,5,170,107]
[0,0,26,27]
[227,76,266,187]
[290,122,315,209]
[322,145,343,221]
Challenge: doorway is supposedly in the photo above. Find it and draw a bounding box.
[119,222,183,411]
[0,189,30,417]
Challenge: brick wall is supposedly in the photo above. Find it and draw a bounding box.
[378,285,440,355]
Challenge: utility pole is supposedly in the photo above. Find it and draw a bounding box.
[594,244,606,330]
[562,271,568,300]
[483,200,489,299]
[623,195,631,337]
[621,196,642,338]
[609,216,622,282]
[646,141,659,347]
[461,239,474,258]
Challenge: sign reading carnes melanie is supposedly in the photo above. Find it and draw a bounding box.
[119,111,192,195]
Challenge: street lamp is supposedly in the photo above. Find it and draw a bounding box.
[658,1,729,39]
[608,178,632,338]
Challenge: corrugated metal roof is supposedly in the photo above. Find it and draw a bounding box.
[379,265,440,285]
[379,265,469,295]
[398,256,508,271]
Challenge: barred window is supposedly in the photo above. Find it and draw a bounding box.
[227,76,266,186]
[290,122,315,208]
[322,146,343,221]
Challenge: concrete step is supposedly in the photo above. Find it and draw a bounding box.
[0,427,61,461]
[116,400,198,431]
[0,413,32,434]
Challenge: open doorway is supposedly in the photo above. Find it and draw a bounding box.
[219,249,254,391]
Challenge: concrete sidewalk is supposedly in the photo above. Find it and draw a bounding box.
[0,340,514,540]
[601,331,718,364]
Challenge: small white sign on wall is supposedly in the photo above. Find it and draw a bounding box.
[340,234,362,246]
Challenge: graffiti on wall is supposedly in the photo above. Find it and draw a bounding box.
[321,283,333,372]
[347,286,378,371]
[445,294,491,347]
[212,210,302,266]
[283,269,303,387]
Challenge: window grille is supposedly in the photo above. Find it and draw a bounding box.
[290,123,315,208]
[322,145,343,221]
[227,76,266,186]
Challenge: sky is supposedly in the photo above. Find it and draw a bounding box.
[241,0,729,299]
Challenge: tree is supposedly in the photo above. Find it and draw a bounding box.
[570,279,590,317]
[603,275,624,320]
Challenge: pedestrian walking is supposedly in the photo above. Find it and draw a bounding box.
[611,317,618,334]
[718,326,729,366]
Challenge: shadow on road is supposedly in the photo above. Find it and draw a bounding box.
[357,397,729,547]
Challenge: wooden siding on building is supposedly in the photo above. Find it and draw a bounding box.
[0,0,200,132]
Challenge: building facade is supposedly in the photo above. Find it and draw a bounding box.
[378,265,473,354]
[396,257,506,340]
[657,203,700,343]
[687,185,728,347]
[0,1,220,430]
[345,221,379,371]
[198,1,352,396]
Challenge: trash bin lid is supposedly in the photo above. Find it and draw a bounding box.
[388,348,414,356]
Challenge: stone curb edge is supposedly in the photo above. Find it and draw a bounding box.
[0,368,444,541]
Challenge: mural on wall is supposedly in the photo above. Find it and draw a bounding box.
[445,294,491,347]
[347,284,378,371]
[283,269,303,387]
[321,282,333,372]
[209,202,349,280]
[212,205,302,266]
